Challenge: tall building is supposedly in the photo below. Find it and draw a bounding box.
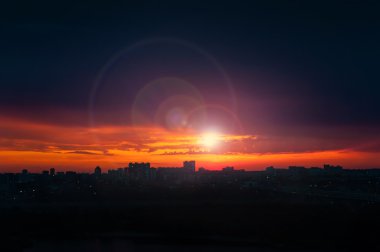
[94,166,102,177]
[128,162,151,180]
[222,166,234,172]
[323,164,343,173]
[183,161,196,173]
[49,168,56,176]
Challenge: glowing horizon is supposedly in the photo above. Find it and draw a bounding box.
[1,115,379,173]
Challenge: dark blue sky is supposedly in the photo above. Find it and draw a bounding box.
[1,1,380,144]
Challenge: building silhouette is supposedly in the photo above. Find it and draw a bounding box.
[94,166,102,177]
[128,162,151,180]
[49,168,55,176]
[183,161,196,173]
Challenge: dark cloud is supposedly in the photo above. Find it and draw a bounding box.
[1,1,380,157]
[66,150,114,156]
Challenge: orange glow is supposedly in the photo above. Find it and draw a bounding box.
[198,131,220,148]
[0,116,379,172]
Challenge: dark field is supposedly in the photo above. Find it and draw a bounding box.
[1,189,379,252]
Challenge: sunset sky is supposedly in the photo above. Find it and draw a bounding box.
[1,2,380,172]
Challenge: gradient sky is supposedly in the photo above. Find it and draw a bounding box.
[1,1,380,172]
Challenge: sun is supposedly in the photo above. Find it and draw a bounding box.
[199,131,220,148]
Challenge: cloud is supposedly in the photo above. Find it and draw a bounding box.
[66,151,103,155]
[1,115,379,156]
[0,115,380,171]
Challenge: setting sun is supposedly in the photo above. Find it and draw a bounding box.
[199,132,220,148]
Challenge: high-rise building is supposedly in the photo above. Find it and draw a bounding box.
[222,166,234,172]
[323,164,343,173]
[128,162,151,180]
[183,161,196,173]
[94,166,102,177]
[49,168,55,176]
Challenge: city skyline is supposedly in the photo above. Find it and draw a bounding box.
[1,2,380,251]
[3,161,350,174]
[1,101,380,171]
[0,157,373,174]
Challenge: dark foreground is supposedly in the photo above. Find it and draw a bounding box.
[1,190,379,252]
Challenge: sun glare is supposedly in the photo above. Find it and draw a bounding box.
[199,132,220,148]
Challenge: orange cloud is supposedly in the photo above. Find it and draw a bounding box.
[0,116,379,172]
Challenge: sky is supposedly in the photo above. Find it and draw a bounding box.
[1,1,380,172]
